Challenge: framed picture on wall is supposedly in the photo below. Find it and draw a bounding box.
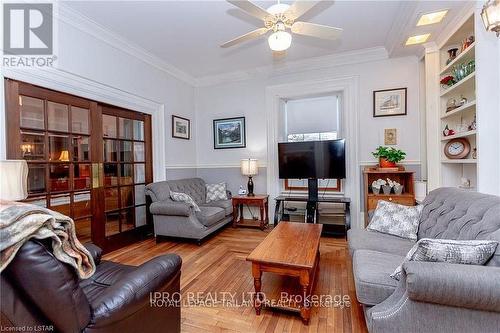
[373,88,407,117]
[172,115,190,140]
[213,117,246,149]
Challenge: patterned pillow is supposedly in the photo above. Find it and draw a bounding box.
[367,200,423,241]
[170,191,200,212]
[206,183,227,203]
[391,238,498,280]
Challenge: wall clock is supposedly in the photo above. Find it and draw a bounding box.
[444,138,470,159]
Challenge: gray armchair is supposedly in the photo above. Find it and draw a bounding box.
[145,178,233,243]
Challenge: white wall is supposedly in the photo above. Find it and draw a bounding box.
[474,6,500,196]
[195,55,421,167]
[1,9,197,171]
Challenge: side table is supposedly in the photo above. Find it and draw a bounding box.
[232,195,269,230]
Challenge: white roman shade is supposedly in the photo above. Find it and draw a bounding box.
[0,160,29,201]
[285,95,340,135]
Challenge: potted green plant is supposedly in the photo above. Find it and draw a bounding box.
[372,146,406,168]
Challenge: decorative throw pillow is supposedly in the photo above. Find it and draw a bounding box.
[170,191,200,212]
[367,200,423,241]
[206,182,227,203]
[391,238,498,280]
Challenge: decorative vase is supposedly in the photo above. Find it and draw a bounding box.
[379,158,396,168]
[394,185,404,195]
[371,186,380,195]
[446,48,459,64]
[382,185,392,195]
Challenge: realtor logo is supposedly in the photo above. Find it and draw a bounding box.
[4,3,53,55]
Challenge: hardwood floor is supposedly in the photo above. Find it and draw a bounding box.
[104,226,368,333]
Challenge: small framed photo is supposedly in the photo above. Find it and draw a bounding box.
[172,115,190,140]
[373,88,407,117]
[213,117,246,149]
[384,128,397,145]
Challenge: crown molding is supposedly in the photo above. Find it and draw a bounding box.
[195,47,389,87]
[423,41,439,54]
[435,2,475,49]
[384,0,420,57]
[57,4,196,86]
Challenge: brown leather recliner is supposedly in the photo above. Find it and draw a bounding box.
[0,240,182,333]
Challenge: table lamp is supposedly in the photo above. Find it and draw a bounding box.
[241,159,258,197]
[0,160,29,201]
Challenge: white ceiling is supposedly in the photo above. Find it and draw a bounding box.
[63,1,469,78]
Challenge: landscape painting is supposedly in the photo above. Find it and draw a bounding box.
[213,117,246,149]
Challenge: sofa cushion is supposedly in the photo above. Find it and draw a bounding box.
[418,187,500,266]
[348,228,415,256]
[201,200,233,216]
[196,206,225,228]
[391,238,498,280]
[367,201,423,241]
[206,183,228,203]
[352,250,402,306]
[170,191,200,212]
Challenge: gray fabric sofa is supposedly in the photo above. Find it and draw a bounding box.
[145,178,233,243]
[348,187,500,333]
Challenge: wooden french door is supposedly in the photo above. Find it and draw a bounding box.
[4,79,153,252]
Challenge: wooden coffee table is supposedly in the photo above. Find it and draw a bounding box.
[246,222,322,324]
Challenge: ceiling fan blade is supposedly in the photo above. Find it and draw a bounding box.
[284,1,321,20]
[291,22,343,40]
[226,0,271,21]
[220,28,269,48]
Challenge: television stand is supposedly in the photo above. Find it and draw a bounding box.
[306,179,319,223]
[274,194,351,237]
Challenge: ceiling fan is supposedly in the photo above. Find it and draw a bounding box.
[221,0,343,52]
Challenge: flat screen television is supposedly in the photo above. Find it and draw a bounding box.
[278,139,346,179]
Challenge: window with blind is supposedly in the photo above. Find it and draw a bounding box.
[284,94,342,192]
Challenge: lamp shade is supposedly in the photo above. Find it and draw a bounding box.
[0,160,28,201]
[59,150,70,161]
[241,159,258,176]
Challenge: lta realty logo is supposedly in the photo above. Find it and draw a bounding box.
[3,2,57,67]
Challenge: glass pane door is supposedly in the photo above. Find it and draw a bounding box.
[102,111,148,238]
[16,89,93,244]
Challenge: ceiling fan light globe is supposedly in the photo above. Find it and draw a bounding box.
[268,31,292,51]
[267,3,290,15]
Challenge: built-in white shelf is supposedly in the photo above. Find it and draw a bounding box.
[441,159,477,164]
[441,100,476,119]
[440,73,475,97]
[440,43,475,75]
[441,130,477,141]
